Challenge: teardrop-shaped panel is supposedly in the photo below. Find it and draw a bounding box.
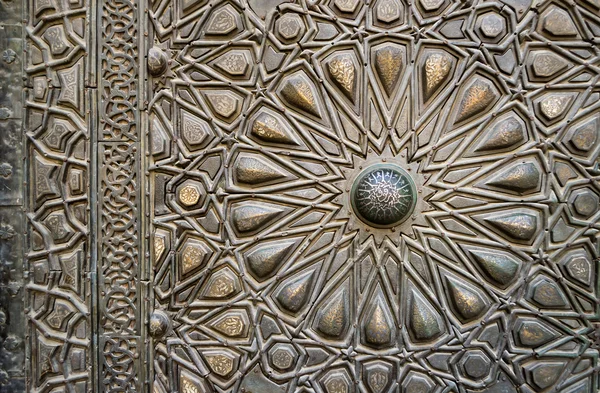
[373,43,405,96]
[444,275,490,323]
[315,281,351,339]
[473,112,526,152]
[454,75,499,123]
[231,202,285,234]
[536,92,576,124]
[326,53,357,102]
[275,269,315,314]
[565,115,599,155]
[365,304,392,345]
[482,210,539,241]
[362,285,395,347]
[279,73,321,117]
[484,161,541,193]
[530,50,570,79]
[406,283,445,342]
[245,238,299,280]
[421,50,454,102]
[250,109,300,146]
[515,318,559,347]
[234,153,290,185]
[468,249,520,288]
[529,276,569,309]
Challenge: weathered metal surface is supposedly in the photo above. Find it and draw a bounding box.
[146,1,600,392]
[0,207,24,392]
[0,1,26,392]
[24,0,94,391]
[0,24,23,205]
[97,0,145,389]
[9,0,600,392]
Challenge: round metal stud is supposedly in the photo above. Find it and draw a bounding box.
[147,47,167,77]
[351,164,417,228]
[149,310,170,338]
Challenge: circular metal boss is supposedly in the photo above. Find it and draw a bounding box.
[351,164,417,228]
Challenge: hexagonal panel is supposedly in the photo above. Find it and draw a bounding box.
[401,371,435,393]
[176,178,206,208]
[374,0,403,25]
[269,343,298,371]
[570,188,599,218]
[320,368,352,393]
[334,0,361,13]
[459,349,491,380]
[419,0,445,12]
[276,14,306,42]
[476,12,506,42]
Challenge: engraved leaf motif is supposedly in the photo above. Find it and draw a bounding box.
[0,223,15,240]
[327,54,356,102]
[423,52,452,101]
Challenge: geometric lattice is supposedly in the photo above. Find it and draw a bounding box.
[24,0,92,390]
[147,1,600,392]
[15,0,600,392]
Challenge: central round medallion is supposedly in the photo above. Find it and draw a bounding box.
[351,164,417,228]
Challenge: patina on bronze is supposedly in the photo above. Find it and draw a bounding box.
[351,164,417,228]
[10,0,600,391]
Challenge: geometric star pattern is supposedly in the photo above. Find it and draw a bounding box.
[144,0,600,392]
[24,0,91,390]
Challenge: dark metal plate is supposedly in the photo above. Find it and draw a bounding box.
[17,0,600,392]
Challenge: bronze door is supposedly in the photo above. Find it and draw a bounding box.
[8,0,600,392]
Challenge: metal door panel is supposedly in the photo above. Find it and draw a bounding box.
[14,0,600,392]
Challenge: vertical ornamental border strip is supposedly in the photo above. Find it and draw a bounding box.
[23,0,96,390]
[0,1,25,391]
[98,0,144,390]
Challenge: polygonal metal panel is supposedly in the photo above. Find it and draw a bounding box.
[13,0,600,392]
[144,1,600,393]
